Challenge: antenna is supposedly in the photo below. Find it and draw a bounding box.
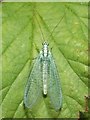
[35,10,65,45]
[35,10,46,43]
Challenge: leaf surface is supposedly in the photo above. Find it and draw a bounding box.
[1,2,88,118]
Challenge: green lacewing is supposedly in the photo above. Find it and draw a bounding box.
[24,42,62,111]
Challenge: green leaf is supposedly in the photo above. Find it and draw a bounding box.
[1,2,88,118]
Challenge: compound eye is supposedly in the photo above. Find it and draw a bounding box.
[42,42,49,46]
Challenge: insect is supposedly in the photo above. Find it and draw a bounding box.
[24,42,62,111]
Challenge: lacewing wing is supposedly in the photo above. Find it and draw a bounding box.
[24,42,62,111]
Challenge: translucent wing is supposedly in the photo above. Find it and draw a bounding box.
[48,51,62,111]
[24,53,42,109]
